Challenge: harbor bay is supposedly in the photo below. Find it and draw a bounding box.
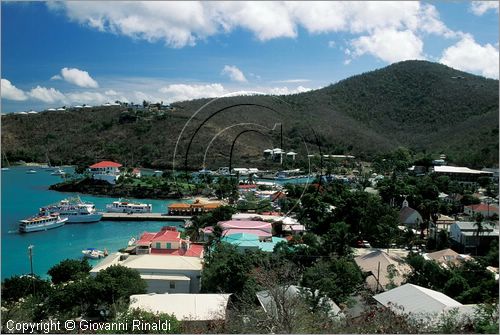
[1,166,184,279]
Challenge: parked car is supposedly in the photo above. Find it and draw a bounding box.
[356,240,372,248]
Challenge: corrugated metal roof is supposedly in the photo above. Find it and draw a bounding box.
[129,293,231,321]
[373,283,462,315]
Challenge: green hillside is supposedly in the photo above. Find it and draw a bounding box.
[2,60,498,169]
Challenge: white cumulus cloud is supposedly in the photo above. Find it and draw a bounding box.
[350,28,425,63]
[470,1,499,15]
[1,79,28,101]
[66,91,110,104]
[440,35,499,79]
[104,89,119,96]
[28,86,66,103]
[158,83,227,102]
[221,65,247,82]
[47,1,456,49]
[54,67,99,88]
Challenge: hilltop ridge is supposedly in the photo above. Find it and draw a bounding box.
[2,60,498,169]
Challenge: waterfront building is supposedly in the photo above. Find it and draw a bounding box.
[135,226,204,258]
[88,160,122,184]
[167,200,222,215]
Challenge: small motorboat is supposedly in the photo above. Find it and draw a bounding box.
[26,169,37,174]
[128,237,136,246]
[50,169,66,176]
[82,248,108,259]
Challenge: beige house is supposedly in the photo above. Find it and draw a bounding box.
[354,250,412,292]
[91,253,203,294]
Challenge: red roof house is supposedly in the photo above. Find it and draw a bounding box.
[464,203,499,217]
[135,226,203,258]
[88,161,123,184]
[89,161,123,169]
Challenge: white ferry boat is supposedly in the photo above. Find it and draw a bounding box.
[106,200,152,213]
[40,198,103,223]
[19,214,67,233]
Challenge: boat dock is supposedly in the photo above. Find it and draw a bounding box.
[101,213,191,221]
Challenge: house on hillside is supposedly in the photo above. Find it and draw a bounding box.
[134,226,204,258]
[88,160,122,184]
[423,248,472,269]
[464,203,499,218]
[373,284,476,323]
[91,253,202,294]
[432,166,493,184]
[399,199,423,228]
[221,233,286,253]
[201,220,273,241]
[449,221,499,253]
[256,285,343,320]
[354,250,412,292]
[129,293,232,324]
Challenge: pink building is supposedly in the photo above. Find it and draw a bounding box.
[201,220,273,241]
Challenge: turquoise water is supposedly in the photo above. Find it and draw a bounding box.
[1,167,184,280]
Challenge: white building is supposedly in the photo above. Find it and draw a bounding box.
[90,253,203,293]
[373,283,476,323]
[449,221,499,252]
[88,160,122,184]
[129,293,231,322]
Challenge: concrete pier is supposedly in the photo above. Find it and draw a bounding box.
[101,213,191,221]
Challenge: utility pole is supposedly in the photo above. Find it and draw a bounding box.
[280,124,283,168]
[28,245,35,296]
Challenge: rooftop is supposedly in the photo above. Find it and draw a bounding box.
[373,283,476,318]
[91,253,203,273]
[89,161,122,168]
[129,293,231,321]
[433,166,492,175]
[354,250,411,291]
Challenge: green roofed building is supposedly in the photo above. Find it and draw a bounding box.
[221,233,286,253]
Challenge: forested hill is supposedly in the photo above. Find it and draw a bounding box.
[2,60,498,169]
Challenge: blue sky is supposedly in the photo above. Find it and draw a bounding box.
[1,1,498,112]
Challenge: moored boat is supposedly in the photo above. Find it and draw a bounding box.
[82,248,108,259]
[106,199,152,213]
[40,197,103,223]
[50,168,66,176]
[19,214,67,233]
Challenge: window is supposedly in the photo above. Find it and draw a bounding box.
[155,242,161,249]
[166,243,171,249]
[170,281,175,289]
